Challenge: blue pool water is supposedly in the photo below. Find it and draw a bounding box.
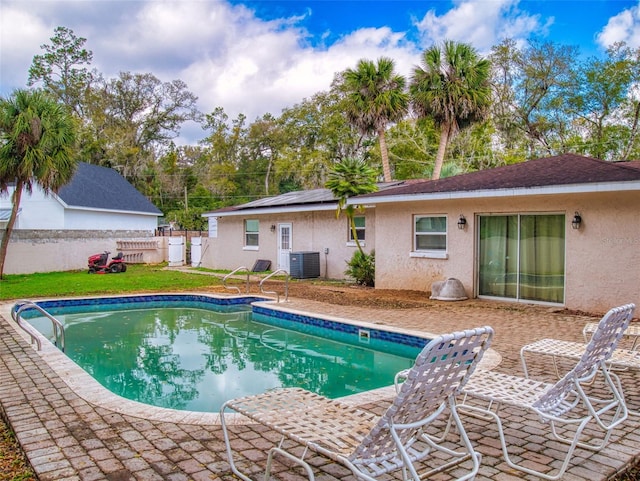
[22,295,428,412]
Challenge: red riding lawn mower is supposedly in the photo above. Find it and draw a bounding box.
[88,251,127,274]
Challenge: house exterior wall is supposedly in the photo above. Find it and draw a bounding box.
[0,187,65,229]
[372,190,640,314]
[201,208,375,279]
[64,209,159,231]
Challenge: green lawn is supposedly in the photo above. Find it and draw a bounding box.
[0,264,224,301]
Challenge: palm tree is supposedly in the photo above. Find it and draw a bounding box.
[325,157,378,254]
[0,89,78,279]
[410,41,491,180]
[343,57,409,182]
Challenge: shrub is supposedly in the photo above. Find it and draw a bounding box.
[345,250,375,287]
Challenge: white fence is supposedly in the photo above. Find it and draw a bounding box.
[190,237,202,267]
[168,236,185,267]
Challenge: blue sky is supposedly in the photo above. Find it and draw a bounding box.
[2,0,640,144]
[230,0,629,55]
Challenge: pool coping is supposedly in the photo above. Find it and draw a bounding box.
[1,293,501,426]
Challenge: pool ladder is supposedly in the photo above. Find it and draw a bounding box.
[11,300,65,352]
[223,266,290,302]
[259,269,289,303]
[222,266,250,294]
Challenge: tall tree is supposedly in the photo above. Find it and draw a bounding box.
[619,45,640,160]
[342,57,408,182]
[371,118,439,180]
[198,107,247,204]
[410,41,491,180]
[27,26,94,117]
[564,42,640,161]
[489,39,578,157]
[90,72,200,187]
[0,89,77,278]
[246,113,283,196]
[276,86,360,190]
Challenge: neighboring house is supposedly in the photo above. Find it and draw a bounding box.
[1,162,162,231]
[0,162,164,274]
[201,185,400,279]
[202,154,640,313]
[0,207,19,230]
[351,153,640,313]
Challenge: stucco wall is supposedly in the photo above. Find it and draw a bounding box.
[201,209,375,280]
[0,231,166,274]
[564,191,640,313]
[372,191,640,313]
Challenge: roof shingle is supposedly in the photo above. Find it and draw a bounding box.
[359,154,640,198]
[57,162,162,215]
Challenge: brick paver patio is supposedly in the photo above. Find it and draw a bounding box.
[1,296,639,481]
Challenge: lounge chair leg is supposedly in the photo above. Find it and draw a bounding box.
[459,403,582,481]
[220,404,257,481]
[266,447,315,481]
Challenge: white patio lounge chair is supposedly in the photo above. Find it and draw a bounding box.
[521,303,639,416]
[458,303,635,481]
[522,337,640,379]
[583,320,640,350]
[220,326,494,481]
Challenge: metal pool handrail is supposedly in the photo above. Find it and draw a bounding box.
[11,300,65,352]
[223,266,250,294]
[259,269,289,303]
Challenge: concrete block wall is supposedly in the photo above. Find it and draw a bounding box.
[0,230,168,274]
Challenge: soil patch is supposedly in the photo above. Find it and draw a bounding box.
[204,276,594,315]
[285,283,436,309]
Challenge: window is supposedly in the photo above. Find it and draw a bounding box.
[413,215,447,254]
[244,219,259,249]
[208,217,218,238]
[348,216,366,243]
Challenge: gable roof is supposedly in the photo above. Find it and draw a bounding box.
[205,182,403,217]
[622,160,640,170]
[230,188,337,210]
[352,154,640,204]
[57,162,162,215]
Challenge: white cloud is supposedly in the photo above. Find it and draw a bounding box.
[184,23,418,124]
[0,0,594,147]
[414,0,549,53]
[2,0,358,127]
[0,5,52,91]
[597,1,640,48]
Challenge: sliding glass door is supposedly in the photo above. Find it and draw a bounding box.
[478,214,565,303]
[478,215,519,298]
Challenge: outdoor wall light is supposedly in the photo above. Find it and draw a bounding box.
[457,214,467,230]
[571,212,582,230]
[270,224,276,233]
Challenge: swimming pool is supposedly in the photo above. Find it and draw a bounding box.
[18,294,430,413]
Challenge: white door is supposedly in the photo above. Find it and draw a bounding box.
[190,237,202,267]
[277,223,292,272]
[168,236,185,266]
